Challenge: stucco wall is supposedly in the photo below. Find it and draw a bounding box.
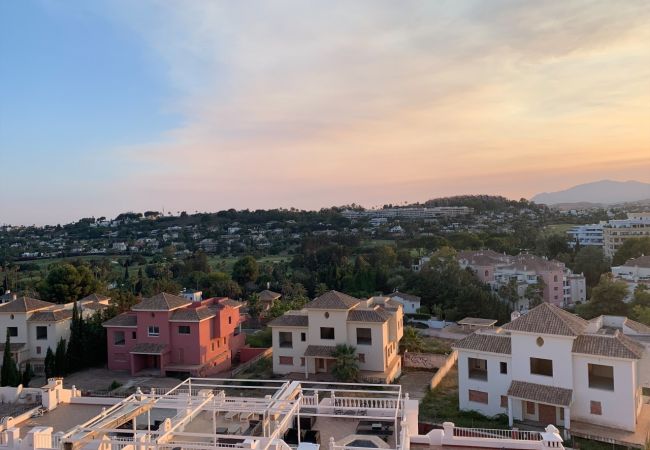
[457,350,512,417]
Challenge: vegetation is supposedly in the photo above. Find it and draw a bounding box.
[400,327,425,353]
[246,328,272,348]
[612,237,650,266]
[331,344,359,382]
[577,275,630,319]
[0,330,20,387]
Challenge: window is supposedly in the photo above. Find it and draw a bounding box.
[132,331,137,339]
[300,357,305,366]
[36,346,41,355]
[526,401,536,415]
[211,342,215,351]
[178,325,191,335]
[358,353,365,363]
[228,316,232,325]
[536,337,544,347]
[300,332,306,342]
[588,364,614,391]
[468,390,488,404]
[7,327,17,337]
[148,325,160,337]
[36,326,47,340]
[279,356,293,365]
[324,312,330,319]
[559,408,564,421]
[500,362,508,374]
[530,357,553,376]
[279,332,293,348]
[320,327,335,340]
[500,395,508,408]
[10,314,14,320]
[468,357,488,381]
[356,328,372,345]
[590,401,602,415]
[113,331,125,346]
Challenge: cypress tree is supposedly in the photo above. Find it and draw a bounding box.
[1,329,20,387]
[44,348,55,379]
[54,338,67,376]
[66,301,84,372]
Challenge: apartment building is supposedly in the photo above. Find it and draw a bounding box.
[0,295,109,374]
[268,290,403,382]
[458,251,586,308]
[567,223,604,248]
[602,213,650,258]
[612,255,650,300]
[454,303,650,433]
[341,206,473,220]
[103,292,245,377]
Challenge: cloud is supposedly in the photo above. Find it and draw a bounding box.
[92,1,650,213]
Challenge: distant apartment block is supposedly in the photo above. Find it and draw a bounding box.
[0,294,109,375]
[567,223,604,248]
[602,213,650,258]
[454,303,650,433]
[458,251,586,308]
[385,291,421,314]
[612,255,650,300]
[341,206,473,220]
[268,291,403,382]
[103,292,245,377]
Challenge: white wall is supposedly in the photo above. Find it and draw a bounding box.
[307,309,349,345]
[510,333,574,389]
[571,355,637,431]
[27,320,71,360]
[457,350,512,417]
[0,312,28,344]
[271,326,309,375]
[346,322,386,372]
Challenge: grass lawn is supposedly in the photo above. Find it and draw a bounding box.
[207,255,291,273]
[542,224,577,237]
[421,336,453,355]
[418,365,508,428]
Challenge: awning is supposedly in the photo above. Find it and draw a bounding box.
[304,345,336,358]
[130,343,167,355]
[507,380,572,407]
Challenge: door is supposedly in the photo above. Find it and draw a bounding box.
[538,404,556,425]
[317,358,326,372]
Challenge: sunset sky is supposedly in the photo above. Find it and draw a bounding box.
[2,1,650,225]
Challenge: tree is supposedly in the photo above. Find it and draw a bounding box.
[54,338,67,376]
[201,272,242,299]
[247,293,262,320]
[331,344,359,382]
[400,326,424,353]
[44,348,55,379]
[577,275,628,319]
[631,305,650,326]
[232,256,259,287]
[571,247,610,289]
[66,302,84,372]
[612,237,650,266]
[0,329,20,387]
[38,263,101,303]
[498,279,520,309]
[21,363,34,387]
[525,277,545,308]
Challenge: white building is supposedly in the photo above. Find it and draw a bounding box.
[385,291,421,315]
[0,295,109,374]
[602,213,650,258]
[453,303,650,433]
[566,223,604,248]
[268,291,403,382]
[612,255,650,300]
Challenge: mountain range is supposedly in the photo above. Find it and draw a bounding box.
[531,180,650,205]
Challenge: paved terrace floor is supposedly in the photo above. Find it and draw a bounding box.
[570,401,650,449]
[18,404,106,438]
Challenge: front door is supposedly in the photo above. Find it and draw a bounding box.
[538,404,556,425]
[317,358,326,372]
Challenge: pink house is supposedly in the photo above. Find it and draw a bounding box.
[103,293,245,377]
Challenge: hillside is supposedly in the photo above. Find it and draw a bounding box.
[532,180,650,205]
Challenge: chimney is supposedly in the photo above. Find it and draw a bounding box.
[267,282,270,289]
[510,311,521,322]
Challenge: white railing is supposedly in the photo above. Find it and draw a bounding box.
[452,427,542,441]
[159,441,245,450]
[333,397,400,410]
[300,395,317,406]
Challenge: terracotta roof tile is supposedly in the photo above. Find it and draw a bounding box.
[507,380,572,407]
[268,313,309,327]
[103,313,138,327]
[28,309,73,322]
[502,303,587,336]
[79,293,111,302]
[624,318,650,334]
[572,331,644,359]
[387,292,421,303]
[304,345,336,357]
[131,343,167,354]
[259,290,282,302]
[453,333,512,355]
[0,297,55,313]
[305,291,360,310]
[347,308,390,323]
[170,307,216,322]
[132,293,191,311]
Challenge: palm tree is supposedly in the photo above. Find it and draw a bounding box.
[400,326,424,353]
[331,344,359,382]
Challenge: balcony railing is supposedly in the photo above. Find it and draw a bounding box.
[452,426,542,441]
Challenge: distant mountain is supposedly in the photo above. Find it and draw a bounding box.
[532,180,650,205]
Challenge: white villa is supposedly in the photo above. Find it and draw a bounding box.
[453,303,650,435]
[268,291,403,382]
[0,295,109,374]
[385,292,421,315]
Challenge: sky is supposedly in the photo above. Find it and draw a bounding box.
[1,0,650,225]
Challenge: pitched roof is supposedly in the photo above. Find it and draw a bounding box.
[572,332,644,359]
[507,380,573,407]
[304,345,336,357]
[453,332,512,355]
[259,290,282,302]
[502,303,588,336]
[169,307,215,322]
[458,317,498,327]
[81,301,108,311]
[0,343,26,352]
[132,293,191,311]
[0,297,55,313]
[347,308,390,323]
[219,299,244,308]
[305,291,360,310]
[28,309,73,322]
[621,255,650,268]
[268,313,309,327]
[387,292,421,303]
[103,313,138,327]
[79,293,111,302]
[131,343,167,354]
[624,318,650,334]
